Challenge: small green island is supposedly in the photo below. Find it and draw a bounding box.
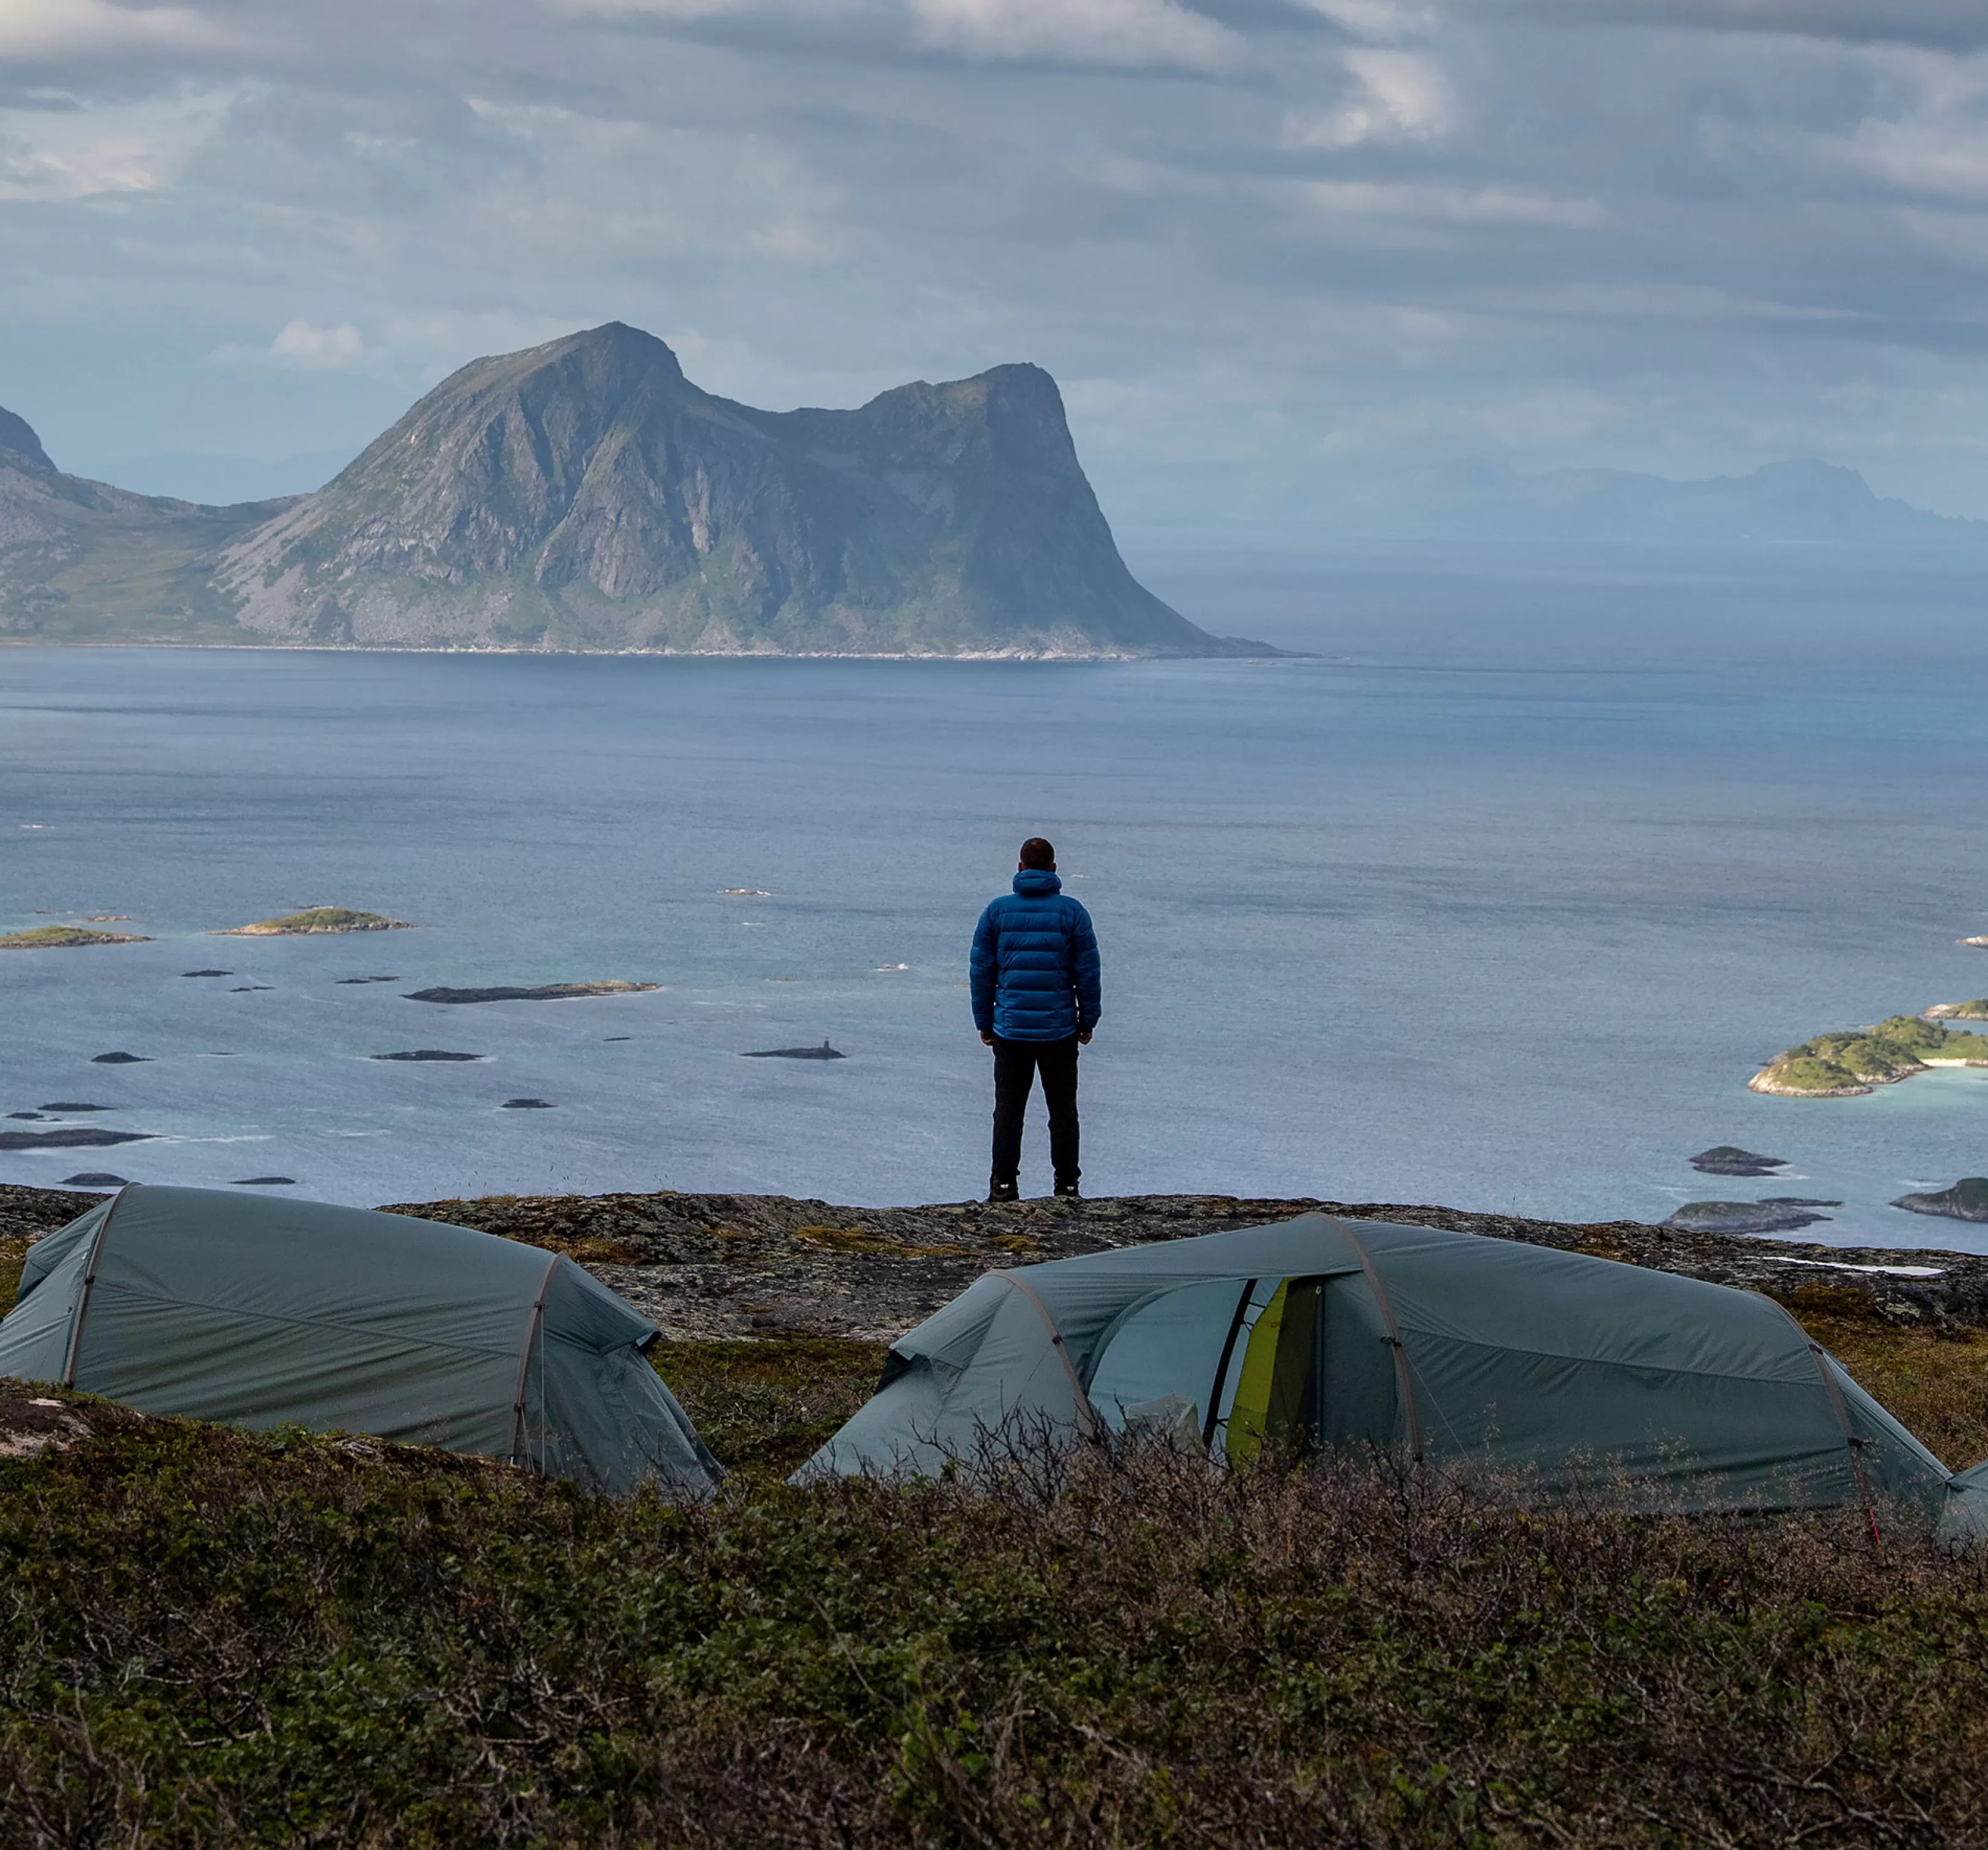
[212,908,414,937]
[0,925,152,950]
[1750,1014,1988,1097]
[1924,1000,1988,1020]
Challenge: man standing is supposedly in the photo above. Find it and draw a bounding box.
[970,837,1102,1203]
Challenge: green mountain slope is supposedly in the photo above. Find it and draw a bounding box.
[0,423,290,645]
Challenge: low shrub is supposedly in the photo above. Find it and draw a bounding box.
[4,1407,1988,1846]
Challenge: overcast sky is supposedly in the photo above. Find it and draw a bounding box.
[6,0,1988,534]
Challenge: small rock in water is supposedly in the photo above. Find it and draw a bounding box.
[336,975,402,984]
[182,969,233,978]
[1688,1146,1787,1177]
[1665,1198,1841,1235]
[370,1050,488,1062]
[229,985,274,993]
[231,1175,297,1186]
[741,1039,846,1060]
[603,1035,632,1042]
[406,982,659,1004]
[62,1172,130,1187]
[90,1052,149,1064]
[1893,1178,1988,1223]
[0,1127,155,1151]
[500,1097,554,1109]
[6,1112,45,1121]
[40,1102,111,1112]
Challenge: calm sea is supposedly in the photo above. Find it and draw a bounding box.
[4,549,1986,1250]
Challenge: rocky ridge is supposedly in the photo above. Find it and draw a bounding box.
[6,1184,1972,1344]
[0,416,287,643]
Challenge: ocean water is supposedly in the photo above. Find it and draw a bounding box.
[4,554,1987,1251]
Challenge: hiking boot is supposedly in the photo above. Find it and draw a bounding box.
[987,1177,1020,1204]
[1053,1177,1082,1200]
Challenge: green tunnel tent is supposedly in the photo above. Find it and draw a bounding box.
[0,1185,719,1496]
[799,1212,1984,1536]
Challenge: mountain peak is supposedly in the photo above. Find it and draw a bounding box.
[0,406,53,472]
[212,322,1256,657]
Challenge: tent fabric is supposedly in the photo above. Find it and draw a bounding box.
[0,1185,718,1496]
[800,1212,1978,1532]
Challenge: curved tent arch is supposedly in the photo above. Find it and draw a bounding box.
[0,1184,718,1497]
[799,1212,1979,1537]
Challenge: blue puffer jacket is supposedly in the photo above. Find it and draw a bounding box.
[970,870,1102,1042]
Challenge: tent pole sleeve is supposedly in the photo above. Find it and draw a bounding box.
[1202,1278,1258,1450]
[510,1253,562,1470]
[61,1185,132,1389]
[1328,1216,1425,1465]
[996,1271,1102,1439]
[1769,1298,1881,1548]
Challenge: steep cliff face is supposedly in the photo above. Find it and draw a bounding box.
[218,324,1252,656]
[0,413,287,643]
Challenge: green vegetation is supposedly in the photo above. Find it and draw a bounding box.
[1752,1013,1988,1095]
[654,1336,887,1479]
[0,924,150,949]
[1,1257,1987,1843]
[214,906,412,935]
[7,1376,1988,1846]
[1929,1000,1988,1020]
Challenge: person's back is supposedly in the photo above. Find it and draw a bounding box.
[970,837,1101,1201]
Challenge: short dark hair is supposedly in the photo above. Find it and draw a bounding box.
[1018,837,1056,870]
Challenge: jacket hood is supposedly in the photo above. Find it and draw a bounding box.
[1012,868,1062,897]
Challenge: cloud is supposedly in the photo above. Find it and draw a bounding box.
[907,0,1240,69]
[0,0,225,64]
[1284,48,1458,147]
[268,319,364,368]
[0,85,225,196]
[1305,179,1606,227]
[14,0,1988,529]
[1486,0,1988,53]
[203,320,370,371]
[1289,0,1437,42]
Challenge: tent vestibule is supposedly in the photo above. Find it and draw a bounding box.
[801,1212,1982,1538]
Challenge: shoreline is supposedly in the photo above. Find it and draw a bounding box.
[0,641,1275,663]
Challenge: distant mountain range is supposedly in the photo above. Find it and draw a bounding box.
[0,324,1261,657]
[1341,457,1988,549]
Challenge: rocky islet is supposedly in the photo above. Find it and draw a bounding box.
[214,908,412,936]
[1664,1199,1842,1235]
[1893,1178,1988,1224]
[0,1127,153,1152]
[1689,1146,1787,1177]
[0,925,152,949]
[1749,1015,1988,1096]
[404,982,658,1004]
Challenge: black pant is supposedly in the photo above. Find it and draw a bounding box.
[990,1034,1080,1186]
